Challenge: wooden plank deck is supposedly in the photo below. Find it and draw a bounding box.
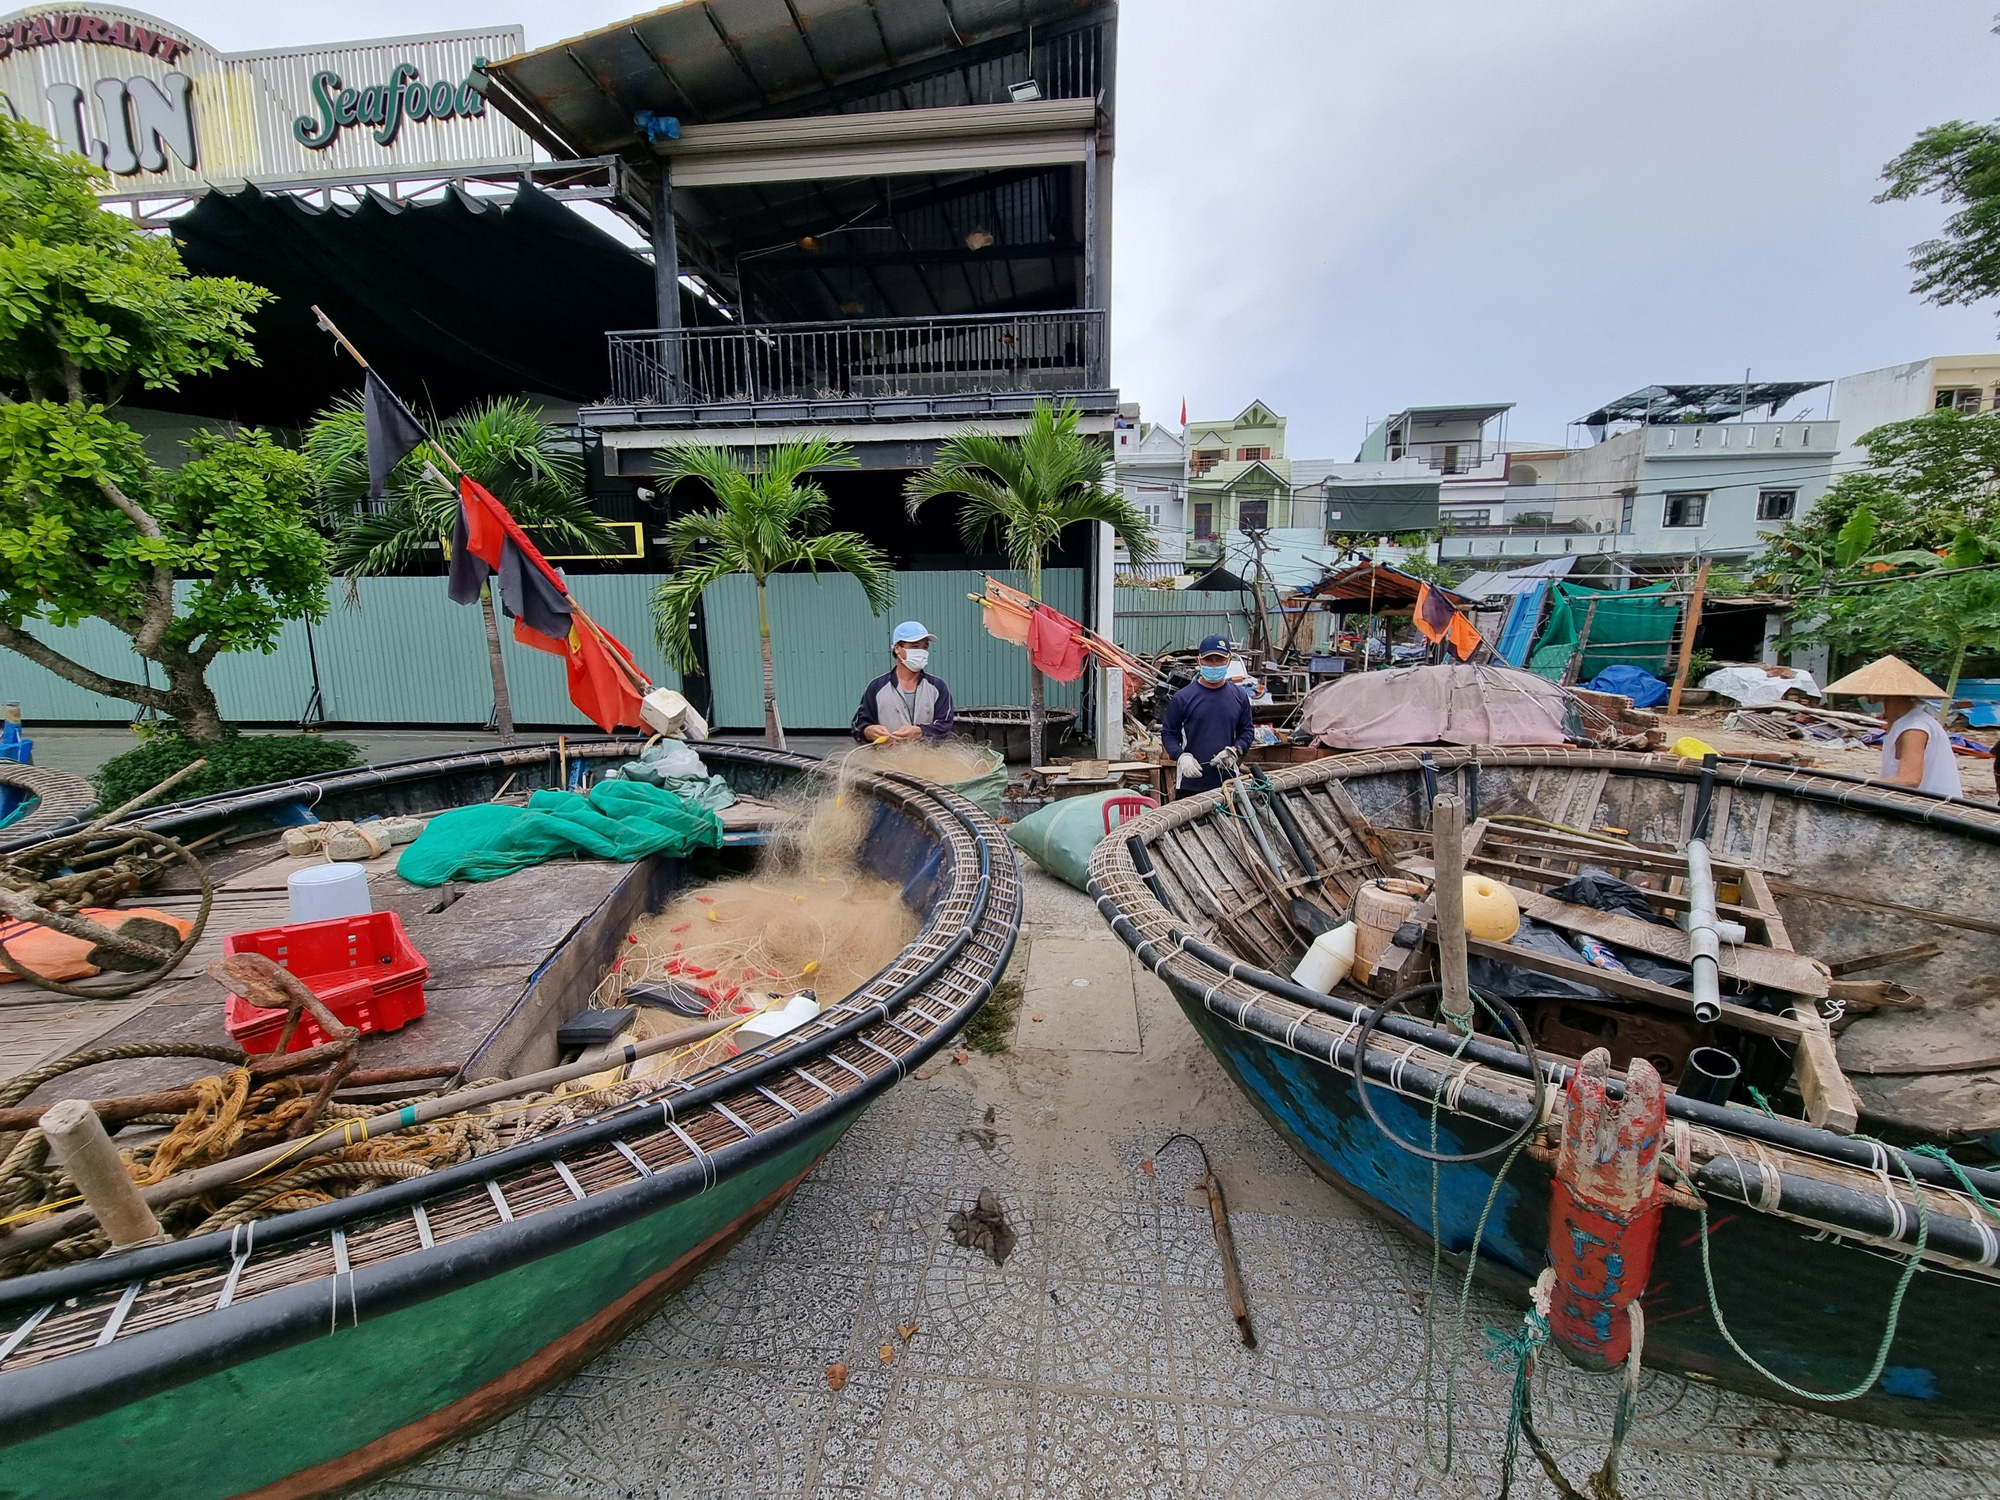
[0,791,792,1101]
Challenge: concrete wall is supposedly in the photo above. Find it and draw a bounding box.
[1628,421,1836,556]
[1832,358,1933,470]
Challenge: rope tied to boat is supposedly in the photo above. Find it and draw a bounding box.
[1663,1138,1931,1404]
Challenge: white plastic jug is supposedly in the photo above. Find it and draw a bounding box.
[288,862,371,925]
[1290,921,1357,995]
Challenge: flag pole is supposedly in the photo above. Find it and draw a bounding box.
[313,306,654,700]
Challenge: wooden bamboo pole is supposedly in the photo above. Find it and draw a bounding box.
[1432,793,1471,1024]
[1666,558,1711,715]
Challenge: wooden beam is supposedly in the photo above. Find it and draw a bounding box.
[1828,942,1943,976]
[1321,780,1395,875]
[1433,795,1471,1019]
[1764,879,2000,939]
[1667,557,1710,715]
[1788,1006,1861,1134]
[1513,889,1828,998]
[1461,934,1809,1043]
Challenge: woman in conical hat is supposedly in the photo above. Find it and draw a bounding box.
[1822,654,1961,799]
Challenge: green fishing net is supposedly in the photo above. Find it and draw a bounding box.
[396,779,725,886]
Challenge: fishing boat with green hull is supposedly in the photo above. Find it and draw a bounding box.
[1090,745,2000,1433]
[0,740,1020,1499]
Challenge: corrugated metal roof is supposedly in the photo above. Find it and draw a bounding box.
[486,0,1110,154]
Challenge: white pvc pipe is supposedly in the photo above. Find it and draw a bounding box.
[1683,839,1723,1024]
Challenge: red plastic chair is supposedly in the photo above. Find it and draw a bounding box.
[1102,794,1159,834]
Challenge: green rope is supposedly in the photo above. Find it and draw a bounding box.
[1419,992,1536,1476]
[1483,1298,1552,1500]
[1746,1085,1779,1119]
[1674,1137,1929,1402]
[1908,1143,2000,1222]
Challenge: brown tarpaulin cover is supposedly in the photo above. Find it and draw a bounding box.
[1299,664,1569,749]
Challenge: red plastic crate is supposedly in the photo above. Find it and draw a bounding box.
[221,911,429,1054]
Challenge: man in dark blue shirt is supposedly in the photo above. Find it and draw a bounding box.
[852,621,956,743]
[1162,635,1255,796]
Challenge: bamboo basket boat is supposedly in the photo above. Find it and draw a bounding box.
[1089,746,2000,1431]
[0,742,1020,1499]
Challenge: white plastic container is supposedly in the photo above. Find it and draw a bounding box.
[735,992,821,1045]
[1290,921,1358,995]
[288,862,372,925]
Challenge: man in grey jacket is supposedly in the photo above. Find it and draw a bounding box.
[852,621,956,743]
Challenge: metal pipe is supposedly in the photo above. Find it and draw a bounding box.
[1684,838,1723,1024]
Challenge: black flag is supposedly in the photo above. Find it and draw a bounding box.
[363,368,428,499]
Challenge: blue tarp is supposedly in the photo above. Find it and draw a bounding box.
[1495,582,1549,667]
[1584,664,1670,708]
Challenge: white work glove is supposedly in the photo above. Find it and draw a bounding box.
[1176,752,1203,785]
[1210,746,1241,778]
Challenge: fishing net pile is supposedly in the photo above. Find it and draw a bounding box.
[601,766,920,1081]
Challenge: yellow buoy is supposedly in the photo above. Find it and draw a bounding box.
[1671,734,1718,761]
[1462,875,1521,942]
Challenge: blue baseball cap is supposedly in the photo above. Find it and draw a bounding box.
[1197,634,1232,657]
[891,621,933,645]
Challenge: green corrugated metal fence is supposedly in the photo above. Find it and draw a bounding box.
[0,571,1082,732]
[702,568,1083,729]
[1111,587,1253,658]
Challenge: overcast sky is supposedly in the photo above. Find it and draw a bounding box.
[160,1,2000,453]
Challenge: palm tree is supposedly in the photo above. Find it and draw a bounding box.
[651,438,891,749]
[307,396,618,741]
[904,400,1154,765]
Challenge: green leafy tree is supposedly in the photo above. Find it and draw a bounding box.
[1877,119,2000,316]
[651,438,890,748]
[1791,523,2000,699]
[306,396,617,741]
[904,400,1153,765]
[0,114,318,741]
[1756,408,2000,592]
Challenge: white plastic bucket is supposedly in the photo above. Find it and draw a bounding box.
[288,863,372,925]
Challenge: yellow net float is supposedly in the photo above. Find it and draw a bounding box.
[1462,874,1521,942]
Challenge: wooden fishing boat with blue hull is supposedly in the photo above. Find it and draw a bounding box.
[1089,746,2000,1433]
[0,741,1021,1499]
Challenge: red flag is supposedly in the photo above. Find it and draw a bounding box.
[1179,397,1188,427]
[566,617,646,732]
[446,474,651,725]
[1028,603,1087,682]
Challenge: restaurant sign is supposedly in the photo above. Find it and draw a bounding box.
[0,5,529,196]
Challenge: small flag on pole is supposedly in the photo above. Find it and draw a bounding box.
[446,476,647,731]
[1179,397,1188,428]
[363,368,428,500]
[447,476,572,653]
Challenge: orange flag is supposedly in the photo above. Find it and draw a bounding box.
[980,577,1035,646]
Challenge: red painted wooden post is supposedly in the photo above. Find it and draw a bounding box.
[1547,1048,1666,1369]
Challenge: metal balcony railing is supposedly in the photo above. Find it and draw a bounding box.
[606,311,1108,407]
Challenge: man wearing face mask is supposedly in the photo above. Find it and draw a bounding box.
[1162,635,1255,796]
[853,621,956,744]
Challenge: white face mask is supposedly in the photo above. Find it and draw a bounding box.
[900,647,929,671]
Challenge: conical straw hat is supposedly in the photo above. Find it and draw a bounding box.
[1822,654,1946,698]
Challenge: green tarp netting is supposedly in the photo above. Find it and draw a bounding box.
[397,780,724,887]
[1526,583,1681,680]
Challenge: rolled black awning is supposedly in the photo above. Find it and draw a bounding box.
[158,184,677,425]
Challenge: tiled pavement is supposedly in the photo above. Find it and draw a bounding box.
[361,868,2000,1500]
